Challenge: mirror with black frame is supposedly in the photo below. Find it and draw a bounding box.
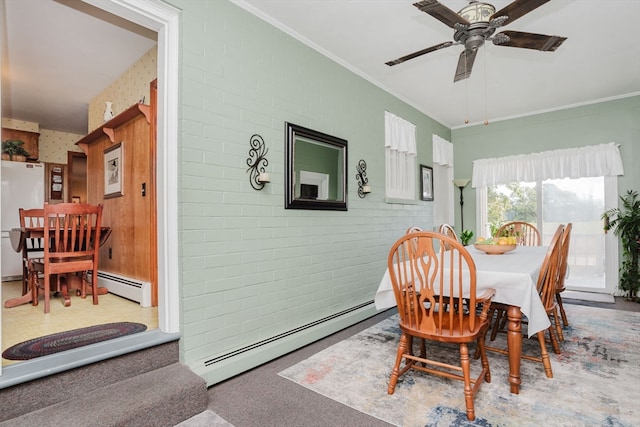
[285,122,347,211]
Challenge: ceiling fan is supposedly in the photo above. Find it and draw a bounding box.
[386,0,567,82]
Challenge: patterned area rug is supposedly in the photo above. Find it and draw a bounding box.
[279,305,640,426]
[2,322,147,360]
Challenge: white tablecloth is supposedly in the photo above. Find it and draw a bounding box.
[374,245,551,337]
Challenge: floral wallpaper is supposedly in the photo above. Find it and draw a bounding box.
[38,129,84,163]
[88,47,157,132]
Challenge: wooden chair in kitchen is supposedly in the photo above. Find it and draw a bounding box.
[18,208,45,295]
[387,231,495,421]
[28,202,103,313]
[496,221,541,246]
[555,223,573,337]
[483,224,564,378]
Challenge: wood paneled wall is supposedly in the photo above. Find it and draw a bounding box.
[78,104,157,305]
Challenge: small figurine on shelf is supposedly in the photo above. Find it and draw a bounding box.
[104,101,114,122]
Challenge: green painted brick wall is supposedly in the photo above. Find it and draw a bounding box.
[170,0,449,382]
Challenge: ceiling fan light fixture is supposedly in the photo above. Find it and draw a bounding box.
[458,2,495,24]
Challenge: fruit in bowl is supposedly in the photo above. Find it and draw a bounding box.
[473,237,517,254]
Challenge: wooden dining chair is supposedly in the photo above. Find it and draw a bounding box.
[496,221,541,246]
[18,208,45,295]
[438,223,459,250]
[28,202,103,313]
[387,231,496,421]
[484,224,564,378]
[555,223,573,336]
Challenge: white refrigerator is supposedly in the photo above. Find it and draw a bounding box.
[1,160,45,281]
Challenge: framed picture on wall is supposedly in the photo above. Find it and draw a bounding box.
[420,164,434,201]
[104,142,124,198]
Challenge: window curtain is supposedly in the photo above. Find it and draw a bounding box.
[432,134,455,226]
[472,142,624,187]
[385,111,416,200]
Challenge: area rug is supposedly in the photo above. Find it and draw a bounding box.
[2,322,147,360]
[279,305,640,426]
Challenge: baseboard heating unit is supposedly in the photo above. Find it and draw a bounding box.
[90,271,151,307]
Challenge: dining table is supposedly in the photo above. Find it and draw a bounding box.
[4,226,112,309]
[375,244,550,394]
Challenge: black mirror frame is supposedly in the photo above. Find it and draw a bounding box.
[285,122,348,211]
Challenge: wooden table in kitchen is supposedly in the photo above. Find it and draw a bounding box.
[4,226,112,308]
[374,244,550,394]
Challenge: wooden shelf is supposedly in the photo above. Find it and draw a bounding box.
[76,103,150,154]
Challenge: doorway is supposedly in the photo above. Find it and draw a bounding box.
[67,151,87,203]
[0,0,179,382]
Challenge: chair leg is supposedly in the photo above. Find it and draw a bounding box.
[536,331,553,378]
[459,343,476,421]
[552,307,564,343]
[90,272,99,305]
[490,309,505,341]
[556,292,569,327]
[388,333,410,395]
[29,267,39,306]
[477,334,491,383]
[44,273,51,314]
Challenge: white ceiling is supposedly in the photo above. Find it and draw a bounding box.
[2,1,639,136]
[234,0,640,128]
[1,0,157,135]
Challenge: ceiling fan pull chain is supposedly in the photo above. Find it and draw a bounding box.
[483,43,489,126]
[464,51,469,124]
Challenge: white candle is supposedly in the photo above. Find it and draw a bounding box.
[362,185,371,193]
[258,172,270,183]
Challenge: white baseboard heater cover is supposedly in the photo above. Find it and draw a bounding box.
[90,271,151,307]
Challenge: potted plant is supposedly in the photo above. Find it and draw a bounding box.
[460,229,474,246]
[602,190,640,301]
[1,140,30,161]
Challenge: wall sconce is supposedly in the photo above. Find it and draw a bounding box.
[453,179,471,230]
[247,134,269,190]
[356,159,370,198]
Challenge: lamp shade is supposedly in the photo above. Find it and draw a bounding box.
[453,179,470,188]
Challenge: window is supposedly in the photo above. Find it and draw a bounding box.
[384,111,416,200]
[474,143,624,294]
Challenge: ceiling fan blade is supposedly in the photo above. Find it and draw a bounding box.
[454,48,478,82]
[491,0,550,27]
[386,41,454,66]
[493,30,567,51]
[413,0,470,29]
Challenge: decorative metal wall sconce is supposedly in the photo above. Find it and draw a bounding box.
[247,134,270,190]
[356,159,371,198]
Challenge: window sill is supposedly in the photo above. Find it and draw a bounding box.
[385,197,418,205]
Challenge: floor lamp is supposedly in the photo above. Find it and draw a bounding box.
[453,179,470,231]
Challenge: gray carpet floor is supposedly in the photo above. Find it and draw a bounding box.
[204,296,640,427]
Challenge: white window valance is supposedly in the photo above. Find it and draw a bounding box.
[433,134,454,166]
[384,111,417,154]
[385,111,416,200]
[472,142,624,188]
